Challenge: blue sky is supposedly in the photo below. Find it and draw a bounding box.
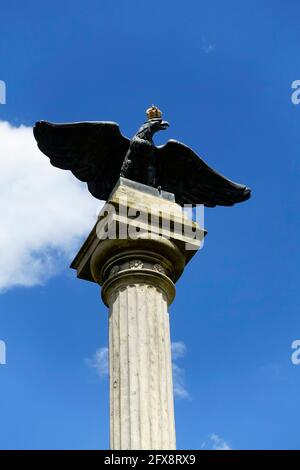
[0,0,300,450]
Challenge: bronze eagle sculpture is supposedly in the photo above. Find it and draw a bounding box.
[33,106,251,207]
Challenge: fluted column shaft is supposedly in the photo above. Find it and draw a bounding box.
[90,239,181,450]
[71,179,203,450]
[108,282,175,450]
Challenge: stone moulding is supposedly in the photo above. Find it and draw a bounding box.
[70,178,206,286]
[70,178,205,450]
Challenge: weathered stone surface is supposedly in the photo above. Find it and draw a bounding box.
[71,178,205,450]
[71,178,205,284]
[108,283,175,450]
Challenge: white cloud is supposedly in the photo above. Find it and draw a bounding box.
[172,362,189,399]
[87,341,189,399]
[201,36,216,54]
[171,341,189,399]
[0,121,101,292]
[201,434,232,450]
[86,347,108,378]
[259,362,287,382]
[171,341,187,360]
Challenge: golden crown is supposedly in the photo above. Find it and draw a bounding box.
[146,105,162,120]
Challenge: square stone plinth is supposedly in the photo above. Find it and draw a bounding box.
[70,178,206,284]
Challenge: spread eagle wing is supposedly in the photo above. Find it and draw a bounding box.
[33,121,130,200]
[156,140,251,207]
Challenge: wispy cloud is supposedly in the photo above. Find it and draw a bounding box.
[86,347,108,378]
[171,341,189,399]
[201,36,216,54]
[171,341,187,360]
[201,434,232,450]
[258,362,289,383]
[172,363,189,399]
[87,341,189,399]
[0,121,101,292]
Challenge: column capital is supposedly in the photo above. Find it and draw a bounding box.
[91,243,177,306]
[71,178,206,294]
[70,178,206,450]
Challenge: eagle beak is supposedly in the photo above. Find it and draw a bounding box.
[159,121,170,130]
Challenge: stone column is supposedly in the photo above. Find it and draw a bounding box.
[71,178,205,450]
[100,250,176,449]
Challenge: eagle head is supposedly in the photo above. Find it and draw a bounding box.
[135,119,170,141]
